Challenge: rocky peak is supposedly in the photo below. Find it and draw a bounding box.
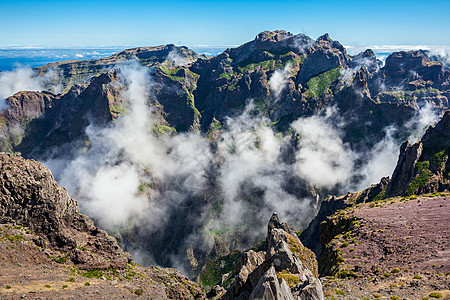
[255,30,293,43]
[316,33,331,43]
[267,212,294,237]
[381,50,448,86]
[2,91,56,123]
[221,213,324,300]
[350,49,379,74]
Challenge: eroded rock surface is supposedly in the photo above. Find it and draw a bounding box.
[220,213,324,300]
[0,152,131,269]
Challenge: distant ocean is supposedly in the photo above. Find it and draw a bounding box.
[0,46,230,71]
[0,46,390,72]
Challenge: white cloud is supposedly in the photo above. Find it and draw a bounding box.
[268,63,292,98]
[0,67,56,107]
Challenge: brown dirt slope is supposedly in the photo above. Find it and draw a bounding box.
[320,194,450,300]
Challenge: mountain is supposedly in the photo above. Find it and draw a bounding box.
[2,31,449,157]
[0,153,205,299]
[0,30,449,296]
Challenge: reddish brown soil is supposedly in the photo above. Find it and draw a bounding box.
[322,195,450,300]
[0,224,204,299]
[345,195,449,275]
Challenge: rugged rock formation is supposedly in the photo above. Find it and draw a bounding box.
[386,110,450,197]
[0,152,131,269]
[1,30,449,286]
[0,91,58,152]
[205,213,324,300]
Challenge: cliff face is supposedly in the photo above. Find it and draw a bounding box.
[386,110,450,197]
[0,152,131,269]
[1,30,449,288]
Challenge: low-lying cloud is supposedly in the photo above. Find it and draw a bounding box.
[166,49,189,67]
[269,63,292,98]
[292,107,355,188]
[0,67,57,108]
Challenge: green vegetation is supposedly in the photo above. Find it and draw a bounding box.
[160,66,183,82]
[138,182,153,193]
[432,150,448,167]
[286,234,319,277]
[84,282,91,286]
[376,88,441,102]
[405,161,432,196]
[53,254,68,264]
[238,59,275,73]
[206,119,222,140]
[429,292,443,298]
[337,269,357,279]
[219,72,231,80]
[373,188,387,201]
[110,103,126,115]
[413,275,422,279]
[5,285,11,289]
[276,270,302,287]
[306,67,341,99]
[45,284,51,288]
[81,269,104,279]
[198,250,241,289]
[134,289,144,295]
[3,232,25,243]
[152,124,177,135]
[334,288,345,295]
[67,277,75,282]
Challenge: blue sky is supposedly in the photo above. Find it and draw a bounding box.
[1,0,449,48]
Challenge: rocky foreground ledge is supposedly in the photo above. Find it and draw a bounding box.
[0,153,205,299]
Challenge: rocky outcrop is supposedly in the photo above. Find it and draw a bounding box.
[0,152,131,269]
[349,49,379,74]
[385,141,423,197]
[297,34,348,84]
[0,91,58,152]
[220,213,324,300]
[249,266,293,300]
[386,110,450,197]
